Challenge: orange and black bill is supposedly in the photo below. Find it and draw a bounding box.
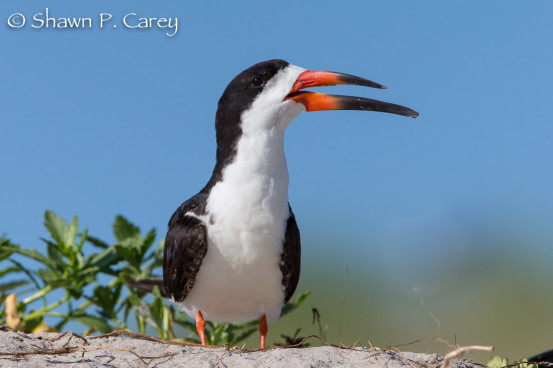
[285,70,419,118]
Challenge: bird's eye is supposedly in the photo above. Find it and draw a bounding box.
[251,77,263,87]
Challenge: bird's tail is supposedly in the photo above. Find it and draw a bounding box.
[127,277,166,297]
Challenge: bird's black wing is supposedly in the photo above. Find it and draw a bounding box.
[280,204,301,303]
[163,195,208,302]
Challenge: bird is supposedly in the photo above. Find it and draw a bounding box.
[140,59,418,348]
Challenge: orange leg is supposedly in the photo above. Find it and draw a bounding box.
[196,310,207,345]
[259,314,268,348]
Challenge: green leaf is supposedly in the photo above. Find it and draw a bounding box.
[66,286,83,299]
[86,235,109,249]
[13,247,56,269]
[44,210,68,247]
[36,268,70,288]
[172,309,196,331]
[74,251,85,271]
[162,301,171,339]
[0,280,29,293]
[281,290,311,317]
[144,239,165,272]
[208,323,229,345]
[72,313,113,333]
[46,241,65,269]
[0,266,21,278]
[114,239,142,269]
[136,311,146,335]
[0,238,19,261]
[77,228,88,253]
[113,215,140,242]
[19,316,44,333]
[515,359,538,368]
[127,293,146,333]
[65,216,79,251]
[487,356,509,368]
[141,228,157,256]
[127,292,143,308]
[149,286,165,327]
[82,247,120,273]
[90,285,121,312]
[8,259,42,290]
[231,326,258,345]
[98,309,114,320]
[153,238,164,259]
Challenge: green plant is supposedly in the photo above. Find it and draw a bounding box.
[0,210,309,346]
[487,356,539,368]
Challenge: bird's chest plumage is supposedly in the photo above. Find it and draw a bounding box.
[207,127,290,266]
[178,128,291,323]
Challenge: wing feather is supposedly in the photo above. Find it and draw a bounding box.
[280,204,301,303]
[163,197,208,302]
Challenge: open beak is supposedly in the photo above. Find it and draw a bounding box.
[285,70,419,118]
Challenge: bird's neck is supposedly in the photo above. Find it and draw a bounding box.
[234,126,289,183]
[205,125,290,226]
[219,125,289,196]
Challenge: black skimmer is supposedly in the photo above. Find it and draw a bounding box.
[162,59,418,348]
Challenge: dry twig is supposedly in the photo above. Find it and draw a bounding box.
[441,345,494,368]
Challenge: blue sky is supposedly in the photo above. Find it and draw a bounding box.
[2,0,553,358]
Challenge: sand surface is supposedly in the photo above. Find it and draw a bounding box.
[0,329,481,368]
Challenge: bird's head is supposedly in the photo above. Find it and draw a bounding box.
[216,59,417,134]
[213,59,418,168]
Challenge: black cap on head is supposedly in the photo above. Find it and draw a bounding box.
[214,60,290,171]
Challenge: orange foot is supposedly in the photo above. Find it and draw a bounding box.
[196,310,207,345]
[259,314,268,348]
